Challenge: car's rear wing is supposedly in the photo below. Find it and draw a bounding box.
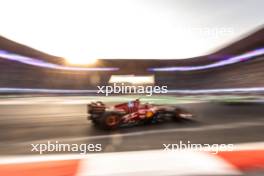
[88,102,106,114]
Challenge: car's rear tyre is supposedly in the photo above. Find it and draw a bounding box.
[91,118,100,126]
[99,112,121,130]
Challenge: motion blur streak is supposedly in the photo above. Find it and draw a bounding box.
[0,50,119,71]
[149,48,264,71]
[168,87,264,94]
[2,87,264,94]
[0,88,97,93]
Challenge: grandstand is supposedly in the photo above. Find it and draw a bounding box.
[0,27,263,90]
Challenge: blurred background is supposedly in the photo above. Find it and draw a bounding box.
[0,27,264,91]
[0,0,264,175]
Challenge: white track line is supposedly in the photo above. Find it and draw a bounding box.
[0,143,264,176]
[20,120,264,144]
[76,150,241,176]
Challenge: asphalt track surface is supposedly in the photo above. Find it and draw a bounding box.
[0,98,263,155]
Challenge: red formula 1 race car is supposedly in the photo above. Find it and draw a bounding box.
[87,99,194,130]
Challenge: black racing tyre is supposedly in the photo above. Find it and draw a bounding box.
[143,117,153,125]
[99,112,121,130]
[91,118,100,126]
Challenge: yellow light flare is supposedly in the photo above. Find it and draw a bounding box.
[65,57,98,65]
[109,75,155,85]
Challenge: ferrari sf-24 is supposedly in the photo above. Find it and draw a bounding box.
[87,99,194,130]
